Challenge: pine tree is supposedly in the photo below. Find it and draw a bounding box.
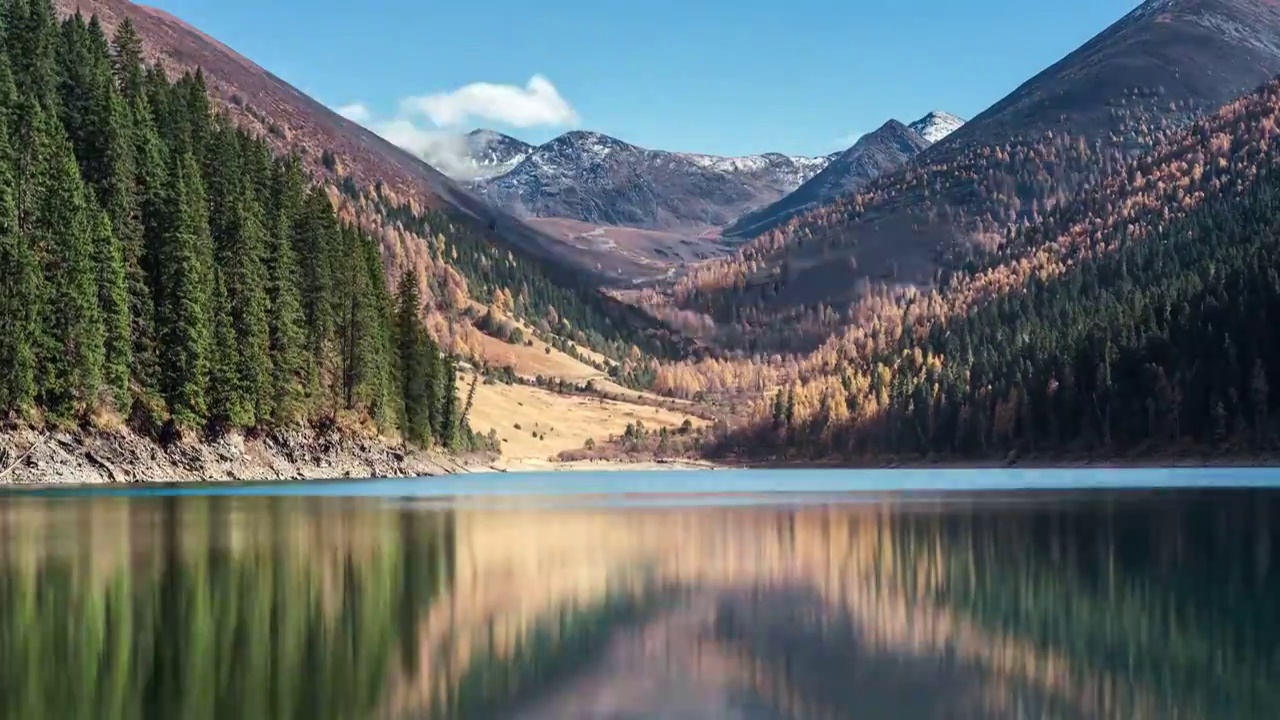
[440,355,459,449]
[0,85,39,416]
[91,205,131,408]
[336,226,388,420]
[266,205,306,424]
[133,94,168,320]
[206,265,243,428]
[361,236,397,430]
[396,271,432,447]
[156,149,213,426]
[296,187,337,403]
[232,195,273,423]
[35,121,105,421]
[109,18,145,104]
[104,82,155,399]
[255,154,309,422]
[206,126,270,425]
[6,0,58,108]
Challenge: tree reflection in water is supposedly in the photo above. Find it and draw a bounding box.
[0,489,1274,719]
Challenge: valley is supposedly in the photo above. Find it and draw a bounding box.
[7,0,1280,481]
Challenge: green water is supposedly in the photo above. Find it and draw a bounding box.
[0,474,1276,719]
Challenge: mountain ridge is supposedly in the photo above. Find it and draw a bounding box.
[724,119,933,240]
[677,0,1280,323]
[471,130,836,233]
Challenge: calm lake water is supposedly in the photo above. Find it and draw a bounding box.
[1,469,1277,719]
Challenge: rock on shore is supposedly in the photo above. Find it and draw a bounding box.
[0,426,480,485]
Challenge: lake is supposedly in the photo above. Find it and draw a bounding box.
[0,469,1277,719]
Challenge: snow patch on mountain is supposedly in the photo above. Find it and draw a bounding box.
[908,111,966,143]
[469,131,838,231]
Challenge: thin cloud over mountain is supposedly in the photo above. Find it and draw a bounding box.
[334,75,577,178]
[399,74,579,128]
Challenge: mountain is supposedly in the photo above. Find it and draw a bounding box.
[472,131,833,233]
[718,74,1280,462]
[908,111,966,143]
[419,129,534,181]
[678,0,1280,326]
[934,0,1280,155]
[724,120,931,239]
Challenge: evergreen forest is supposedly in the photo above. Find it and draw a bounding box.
[0,2,478,449]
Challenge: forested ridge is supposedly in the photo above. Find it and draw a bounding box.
[0,1,483,449]
[709,77,1280,461]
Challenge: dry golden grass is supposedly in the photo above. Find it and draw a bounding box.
[470,331,605,382]
[463,374,701,469]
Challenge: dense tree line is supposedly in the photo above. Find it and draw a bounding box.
[0,2,482,450]
[712,78,1280,460]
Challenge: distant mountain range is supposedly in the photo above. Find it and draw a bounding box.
[444,112,962,236]
[466,131,837,233]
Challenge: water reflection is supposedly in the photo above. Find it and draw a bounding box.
[0,489,1275,719]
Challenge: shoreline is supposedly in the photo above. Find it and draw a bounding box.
[6,429,1279,486]
[730,453,1280,471]
[0,426,485,486]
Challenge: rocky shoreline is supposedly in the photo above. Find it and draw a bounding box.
[0,427,485,485]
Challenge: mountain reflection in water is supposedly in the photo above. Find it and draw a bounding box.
[0,488,1275,719]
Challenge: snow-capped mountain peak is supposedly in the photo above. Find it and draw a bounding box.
[469,131,839,232]
[458,129,533,179]
[908,111,966,143]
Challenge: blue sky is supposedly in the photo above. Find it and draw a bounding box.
[145,0,1138,157]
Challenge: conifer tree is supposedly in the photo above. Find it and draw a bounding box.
[132,94,168,313]
[110,19,145,104]
[361,235,397,430]
[156,148,213,426]
[336,226,381,417]
[205,126,270,424]
[232,195,274,423]
[0,86,39,416]
[6,0,58,108]
[206,266,243,428]
[266,207,306,424]
[91,206,131,408]
[440,355,459,449]
[36,122,105,421]
[295,187,337,400]
[396,271,432,447]
[258,155,308,422]
[105,88,154,398]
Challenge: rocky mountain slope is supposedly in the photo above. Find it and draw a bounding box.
[472,131,834,233]
[724,120,932,239]
[932,0,1280,157]
[678,0,1280,322]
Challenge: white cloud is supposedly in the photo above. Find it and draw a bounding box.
[337,102,372,124]
[334,75,575,179]
[371,118,478,178]
[399,75,578,128]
